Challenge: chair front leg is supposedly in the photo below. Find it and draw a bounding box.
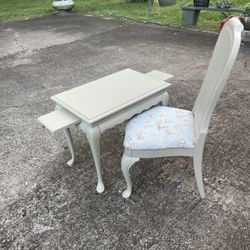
[121,153,139,198]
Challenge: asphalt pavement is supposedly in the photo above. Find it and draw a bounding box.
[0,12,249,249]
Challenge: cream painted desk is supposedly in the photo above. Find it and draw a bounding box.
[47,68,172,193]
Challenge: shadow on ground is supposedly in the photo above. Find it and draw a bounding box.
[0,13,249,249]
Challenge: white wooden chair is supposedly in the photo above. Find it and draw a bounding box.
[121,17,243,198]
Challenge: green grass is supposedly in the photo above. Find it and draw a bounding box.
[0,0,247,31]
[0,0,53,21]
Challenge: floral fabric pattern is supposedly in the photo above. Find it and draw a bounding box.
[124,106,195,150]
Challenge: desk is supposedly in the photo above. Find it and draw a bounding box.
[51,68,172,193]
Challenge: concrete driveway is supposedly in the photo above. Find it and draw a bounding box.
[0,13,249,249]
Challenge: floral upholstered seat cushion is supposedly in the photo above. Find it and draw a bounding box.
[124,106,195,150]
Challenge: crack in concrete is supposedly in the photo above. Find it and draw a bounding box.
[0,22,123,60]
[14,32,26,52]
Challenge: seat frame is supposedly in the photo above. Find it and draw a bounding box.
[121,18,243,199]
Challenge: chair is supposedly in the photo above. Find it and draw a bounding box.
[120,17,243,198]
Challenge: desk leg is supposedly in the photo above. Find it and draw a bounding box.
[161,92,169,106]
[63,128,75,167]
[80,123,105,193]
[55,105,76,167]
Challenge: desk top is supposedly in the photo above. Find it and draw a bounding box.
[51,68,170,124]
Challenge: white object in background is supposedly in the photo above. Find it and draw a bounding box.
[120,17,244,199]
[52,0,74,11]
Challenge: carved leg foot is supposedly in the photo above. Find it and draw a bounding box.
[96,182,105,194]
[63,128,75,167]
[121,153,139,198]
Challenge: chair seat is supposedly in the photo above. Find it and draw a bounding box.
[124,106,195,150]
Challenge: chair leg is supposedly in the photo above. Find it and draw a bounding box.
[121,153,139,199]
[193,152,205,198]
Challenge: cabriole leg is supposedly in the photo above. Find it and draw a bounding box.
[121,153,139,198]
[63,128,75,167]
[81,124,105,194]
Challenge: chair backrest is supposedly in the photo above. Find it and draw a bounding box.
[193,17,243,141]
